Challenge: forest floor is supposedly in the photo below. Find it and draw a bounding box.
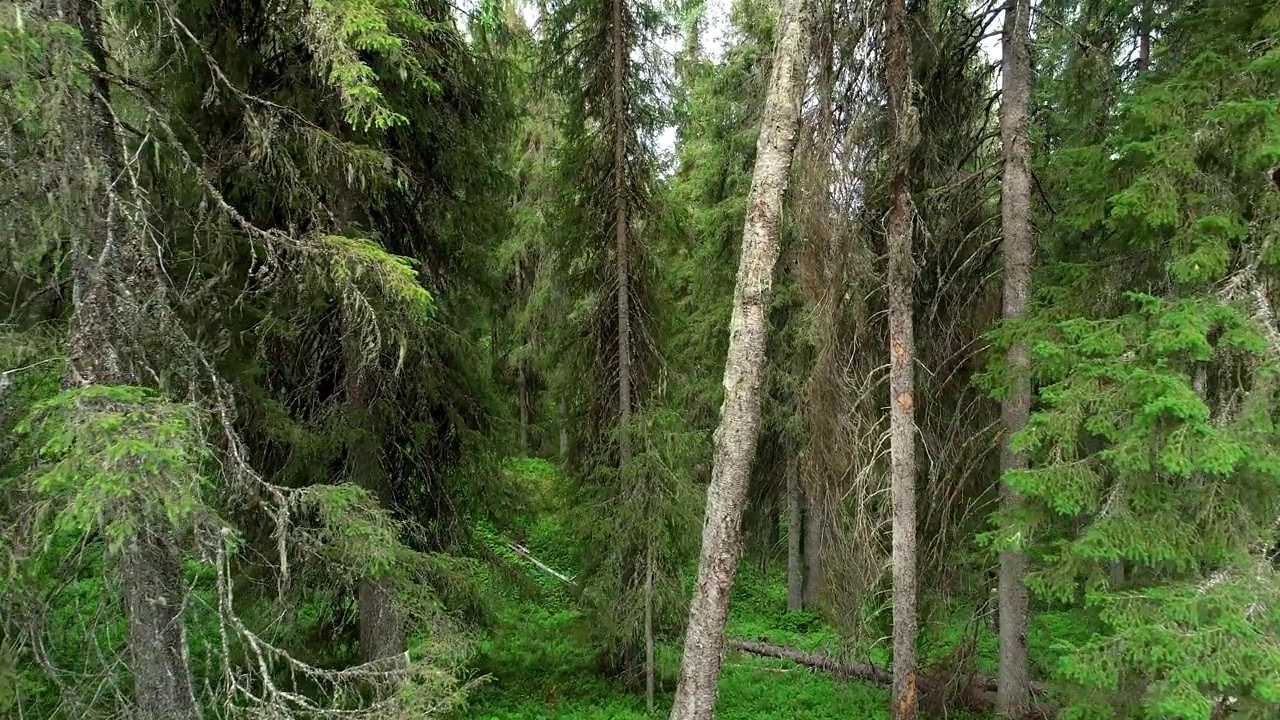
[463,460,1091,720]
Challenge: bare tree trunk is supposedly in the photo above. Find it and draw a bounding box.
[559,398,570,467]
[611,0,631,475]
[340,303,406,663]
[786,452,804,612]
[803,493,823,608]
[668,1,812,717]
[345,375,405,663]
[517,275,527,453]
[517,266,530,455]
[884,0,918,717]
[519,358,529,454]
[56,2,200,717]
[997,0,1033,716]
[1137,1,1151,73]
[119,530,200,720]
[645,545,656,711]
[1108,561,1124,588]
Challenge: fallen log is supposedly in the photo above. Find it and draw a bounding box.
[727,639,1053,719]
[727,640,890,684]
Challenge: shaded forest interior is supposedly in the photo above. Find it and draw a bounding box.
[2,0,1280,719]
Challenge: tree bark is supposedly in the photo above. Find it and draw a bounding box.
[559,398,570,468]
[786,452,804,612]
[997,0,1033,716]
[119,530,200,720]
[611,0,631,471]
[803,494,822,607]
[347,395,405,663]
[610,0,646,706]
[58,1,200,717]
[516,265,530,456]
[519,356,529,454]
[1108,560,1124,589]
[645,545,656,712]
[667,1,812,717]
[885,0,919,718]
[1137,2,1151,73]
[343,342,404,663]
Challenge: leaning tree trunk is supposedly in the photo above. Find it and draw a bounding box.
[667,1,812,717]
[996,0,1033,716]
[884,0,919,717]
[59,2,199,718]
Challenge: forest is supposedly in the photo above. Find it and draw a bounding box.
[1,0,1279,718]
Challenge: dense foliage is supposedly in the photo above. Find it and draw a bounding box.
[2,0,1279,718]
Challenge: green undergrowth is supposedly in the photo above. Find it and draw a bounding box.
[463,458,1098,719]
[464,600,939,720]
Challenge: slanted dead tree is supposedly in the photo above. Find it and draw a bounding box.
[668,0,814,716]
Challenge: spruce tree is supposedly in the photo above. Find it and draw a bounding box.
[542,0,699,702]
[987,0,1280,715]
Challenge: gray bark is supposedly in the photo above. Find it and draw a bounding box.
[1137,2,1151,73]
[120,530,200,720]
[519,358,529,454]
[1108,560,1124,589]
[803,495,822,607]
[645,545,656,711]
[58,1,200,717]
[885,0,918,716]
[667,1,812,717]
[344,363,405,663]
[516,264,530,455]
[996,0,1034,716]
[558,398,570,467]
[358,577,403,663]
[727,640,1052,704]
[786,452,803,612]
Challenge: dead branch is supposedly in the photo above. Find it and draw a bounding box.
[508,543,577,587]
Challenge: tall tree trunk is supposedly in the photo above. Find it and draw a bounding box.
[667,1,812,717]
[118,530,199,720]
[516,265,530,455]
[610,0,646,706]
[58,2,199,717]
[786,451,803,612]
[803,493,822,607]
[1108,561,1125,588]
[559,398,570,468]
[996,0,1033,716]
[611,0,631,472]
[884,0,918,717]
[519,357,529,454]
[343,364,405,664]
[1137,1,1151,72]
[645,545,656,711]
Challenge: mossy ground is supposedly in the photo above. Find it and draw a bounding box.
[464,460,1095,720]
